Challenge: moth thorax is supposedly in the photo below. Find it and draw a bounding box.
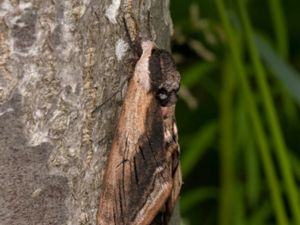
[133,41,156,92]
[134,71,151,92]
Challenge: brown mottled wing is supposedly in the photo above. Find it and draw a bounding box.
[97,41,174,225]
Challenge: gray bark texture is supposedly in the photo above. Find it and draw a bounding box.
[0,0,178,225]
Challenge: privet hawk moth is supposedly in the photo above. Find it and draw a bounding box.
[97,12,182,225]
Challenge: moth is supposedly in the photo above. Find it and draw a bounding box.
[97,16,182,225]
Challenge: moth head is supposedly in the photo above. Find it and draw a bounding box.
[149,48,180,107]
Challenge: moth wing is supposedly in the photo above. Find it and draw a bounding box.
[125,105,173,225]
[128,135,173,225]
[168,160,182,213]
[97,101,173,225]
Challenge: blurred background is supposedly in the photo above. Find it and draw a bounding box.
[170,0,300,225]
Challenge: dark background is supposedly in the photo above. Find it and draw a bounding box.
[171,0,300,224]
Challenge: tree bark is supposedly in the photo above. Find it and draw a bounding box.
[0,0,178,225]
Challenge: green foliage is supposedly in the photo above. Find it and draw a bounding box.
[171,0,300,224]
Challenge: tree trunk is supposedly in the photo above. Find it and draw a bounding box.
[0,0,178,225]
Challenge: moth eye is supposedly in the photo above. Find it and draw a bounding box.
[156,88,169,106]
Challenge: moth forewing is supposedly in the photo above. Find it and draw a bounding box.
[97,41,177,225]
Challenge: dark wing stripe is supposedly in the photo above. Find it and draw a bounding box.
[118,183,125,224]
[133,156,139,184]
[122,161,126,207]
[146,134,160,167]
[124,136,129,159]
[139,146,146,161]
[113,205,117,225]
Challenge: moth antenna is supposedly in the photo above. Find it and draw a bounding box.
[123,16,133,48]
[123,0,138,41]
[123,17,135,49]
[123,13,138,43]
[145,10,153,41]
[123,0,142,57]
